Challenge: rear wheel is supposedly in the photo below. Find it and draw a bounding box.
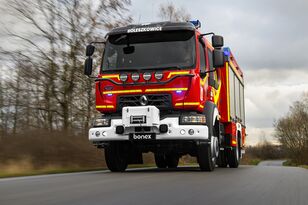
[166,154,179,168]
[217,150,228,168]
[154,154,167,168]
[105,142,128,172]
[155,154,179,168]
[227,136,241,168]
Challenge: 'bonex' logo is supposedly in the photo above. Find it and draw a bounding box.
[133,134,152,139]
[127,27,162,33]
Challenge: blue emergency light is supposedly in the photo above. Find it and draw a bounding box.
[223,47,231,57]
[190,20,201,28]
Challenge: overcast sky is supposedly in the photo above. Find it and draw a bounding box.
[131,0,308,145]
[1,0,308,145]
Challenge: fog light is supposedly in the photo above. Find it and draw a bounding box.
[131,73,140,81]
[143,72,152,81]
[93,117,111,127]
[159,124,168,133]
[180,115,206,125]
[188,129,194,135]
[95,131,100,137]
[180,129,186,135]
[116,126,124,134]
[154,71,163,80]
[119,73,128,82]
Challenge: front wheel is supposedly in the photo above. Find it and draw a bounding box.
[197,137,219,171]
[105,143,128,172]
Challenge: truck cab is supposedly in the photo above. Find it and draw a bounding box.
[84,21,246,172]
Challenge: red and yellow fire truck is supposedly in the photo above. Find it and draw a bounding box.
[84,20,246,172]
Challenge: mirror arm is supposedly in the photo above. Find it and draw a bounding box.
[204,68,217,74]
[199,32,215,39]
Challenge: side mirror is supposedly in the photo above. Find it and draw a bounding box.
[213,49,224,68]
[84,57,93,76]
[86,44,95,56]
[212,35,224,48]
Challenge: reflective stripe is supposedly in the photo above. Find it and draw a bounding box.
[184,102,200,106]
[167,71,190,78]
[145,87,188,92]
[101,74,120,80]
[96,105,114,109]
[103,89,142,94]
[175,102,200,106]
[226,62,231,121]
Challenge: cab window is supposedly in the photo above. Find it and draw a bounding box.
[207,48,213,70]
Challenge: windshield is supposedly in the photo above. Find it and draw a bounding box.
[102,30,195,71]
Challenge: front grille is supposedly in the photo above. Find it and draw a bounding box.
[118,94,171,111]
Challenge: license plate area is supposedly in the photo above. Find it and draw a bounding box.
[129,133,156,140]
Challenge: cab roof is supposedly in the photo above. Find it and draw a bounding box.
[107,21,196,36]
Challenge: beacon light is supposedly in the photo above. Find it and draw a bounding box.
[189,20,201,28]
[223,47,231,57]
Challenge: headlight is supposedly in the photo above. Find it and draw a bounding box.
[154,71,163,80]
[93,117,111,127]
[143,72,152,81]
[119,73,128,82]
[131,73,140,81]
[179,115,206,125]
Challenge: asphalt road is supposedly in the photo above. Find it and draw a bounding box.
[258,160,286,166]
[1,162,308,205]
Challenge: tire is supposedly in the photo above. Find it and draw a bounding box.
[105,142,128,172]
[166,154,179,168]
[227,136,241,168]
[217,150,228,168]
[154,154,167,168]
[197,138,218,171]
[198,120,220,171]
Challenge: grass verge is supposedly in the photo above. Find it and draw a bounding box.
[283,160,308,169]
[0,167,106,179]
[240,154,261,165]
[300,165,308,169]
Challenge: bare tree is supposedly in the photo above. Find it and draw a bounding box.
[274,93,308,164]
[158,2,191,22]
[0,0,132,134]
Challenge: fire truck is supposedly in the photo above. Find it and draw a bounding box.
[84,20,246,172]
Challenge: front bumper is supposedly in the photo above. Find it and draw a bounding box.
[89,106,209,142]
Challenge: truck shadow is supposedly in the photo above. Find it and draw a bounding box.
[126,166,202,173]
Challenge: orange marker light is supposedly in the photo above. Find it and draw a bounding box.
[231,140,237,145]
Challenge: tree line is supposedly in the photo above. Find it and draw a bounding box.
[275,93,308,165]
